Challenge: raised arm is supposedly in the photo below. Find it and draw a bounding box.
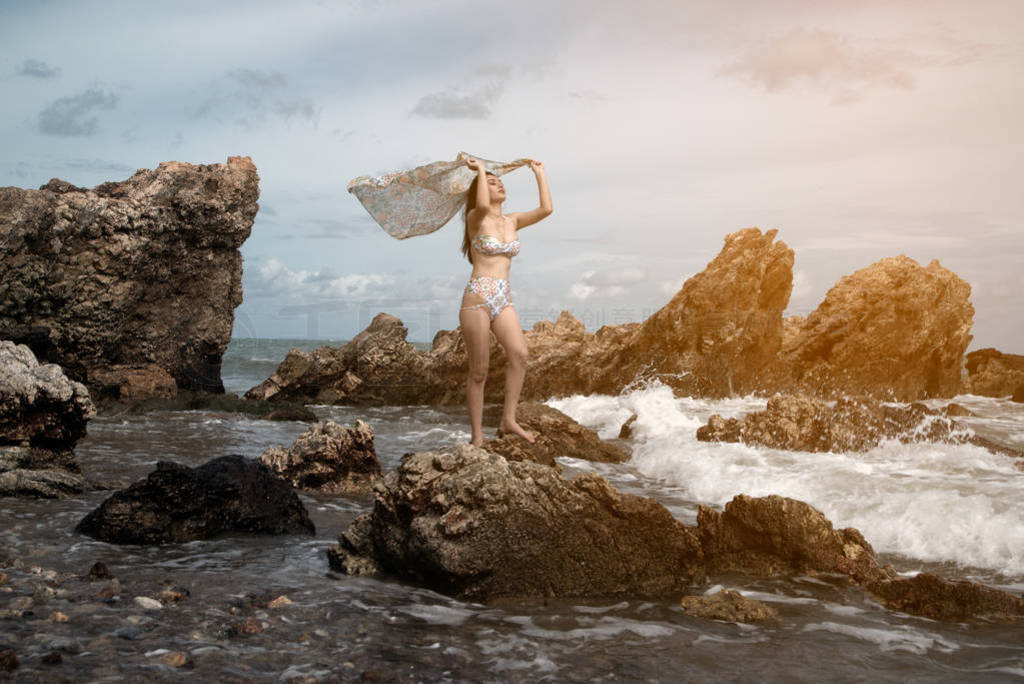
[465,157,491,218]
[511,160,553,230]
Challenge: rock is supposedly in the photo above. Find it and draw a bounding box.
[779,256,973,400]
[866,572,1024,622]
[48,611,69,623]
[0,156,259,396]
[41,651,62,665]
[226,618,265,637]
[618,414,638,439]
[159,651,190,668]
[328,444,704,602]
[965,348,1024,399]
[76,454,315,544]
[244,314,432,405]
[0,341,95,447]
[612,227,794,397]
[157,587,189,603]
[88,364,177,401]
[680,588,779,624]
[267,595,293,609]
[133,596,163,610]
[697,494,883,582]
[1,341,92,497]
[482,402,629,468]
[86,561,112,580]
[696,393,1019,457]
[0,648,19,671]
[258,419,380,494]
[1014,386,1024,403]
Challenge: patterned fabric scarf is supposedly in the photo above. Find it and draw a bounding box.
[348,151,531,239]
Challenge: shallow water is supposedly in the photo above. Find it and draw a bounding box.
[1,339,1022,681]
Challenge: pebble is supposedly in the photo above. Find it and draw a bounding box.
[45,637,83,654]
[134,596,163,610]
[227,618,265,637]
[113,626,141,640]
[88,561,112,580]
[49,611,69,623]
[10,596,33,612]
[159,651,189,668]
[0,648,18,671]
[0,572,7,584]
[268,595,293,609]
[158,586,189,603]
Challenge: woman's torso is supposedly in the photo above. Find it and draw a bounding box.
[468,214,519,279]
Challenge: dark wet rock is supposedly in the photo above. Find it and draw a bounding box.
[259,419,380,494]
[696,393,1019,458]
[481,402,629,468]
[965,348,1024,399]
[0,454,85,498]
[680,589,779,624]
[76,454,315,544]
[0,648,18,671]
[86,561,112,580]
[94,389,317,421]
[41,651,62,665]
[329,444,704,602]
[225,618,265,637]
[866,572,1024,622]
[619,414,638,439]
[697,494,883,583]
[0,156,259,396]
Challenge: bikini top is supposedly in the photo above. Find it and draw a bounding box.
[472,233,520,258]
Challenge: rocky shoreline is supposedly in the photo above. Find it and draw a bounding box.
[2,158,1023,677]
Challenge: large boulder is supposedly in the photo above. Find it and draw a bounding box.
[328,445,705,602]
[0,341,93,497]
[696,494,882,582]
[865,572,1024,622]
[965,348,1024,400]
[258,419,380,494]
[76,455,314,544]
[779,256,973,400]
[0,156,259,396]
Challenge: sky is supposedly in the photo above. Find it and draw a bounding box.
[1,0,1021,350]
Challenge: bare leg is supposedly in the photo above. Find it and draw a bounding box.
[490,305,535,443]
[459,304,491,446]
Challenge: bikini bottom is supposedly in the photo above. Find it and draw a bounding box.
[460,276,513,321]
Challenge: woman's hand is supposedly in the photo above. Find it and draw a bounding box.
[528,159,545,174]
[465,157,484,172]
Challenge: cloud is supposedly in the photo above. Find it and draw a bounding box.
[410,64,511,119]
[720,28,915,95]
[246,258,395,299]
[570,267,647,300]
[193,68,320,128]
[17,59,60,78]
[37,88,119,136]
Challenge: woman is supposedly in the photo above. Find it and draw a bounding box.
[459,156,552,447]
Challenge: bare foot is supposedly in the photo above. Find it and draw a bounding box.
[499,419,536,443]
[469,436,484,447]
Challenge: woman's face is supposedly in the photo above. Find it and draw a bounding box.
[487,174,506,199]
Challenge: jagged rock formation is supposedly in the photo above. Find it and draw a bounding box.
[247,227,979,405]
[777,256,973,400]
[258,419,380,494]
[965,348,1024,400]
[76,455,314,544]
[0,341,94,497]
[0,156,259,397]
[329,448,1024,620]
[328,445,706,601]
[696,393,1020,457]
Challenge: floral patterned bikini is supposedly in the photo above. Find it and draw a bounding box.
[460,233,521,320]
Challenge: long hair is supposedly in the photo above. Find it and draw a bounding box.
[461,171,498,264]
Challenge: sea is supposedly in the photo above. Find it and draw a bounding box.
[2,336,1023,682]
